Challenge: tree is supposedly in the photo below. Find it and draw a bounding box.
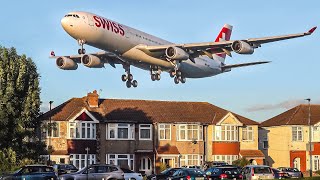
[0,46,45,162]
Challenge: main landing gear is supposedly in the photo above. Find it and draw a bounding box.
[121,65,138,88]
[169,70,186,84]
[150,65,161,81]
[77,39,86,54]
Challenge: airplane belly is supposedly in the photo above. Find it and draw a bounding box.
[179,59,222,78]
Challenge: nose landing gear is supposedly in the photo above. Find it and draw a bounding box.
[77,39,86,54]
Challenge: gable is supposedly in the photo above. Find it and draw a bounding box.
[69,108,99,123]
[216,112,243,126]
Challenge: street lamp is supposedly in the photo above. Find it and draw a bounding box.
[305,98,312,177]
[48,101,54,165]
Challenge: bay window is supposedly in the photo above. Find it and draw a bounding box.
[69,122,96,139]
[107,154,134,170]
[213,125,238,141]
[180,154,202,166]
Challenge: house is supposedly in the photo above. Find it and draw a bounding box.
[260,104,320,172]
[40,90,263,174]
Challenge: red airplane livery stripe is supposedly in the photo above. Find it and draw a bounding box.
[93,16,125,36]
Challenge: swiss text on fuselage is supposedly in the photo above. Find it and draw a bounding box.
[93,16,125,36]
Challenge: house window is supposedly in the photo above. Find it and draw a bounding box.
[242,126,253,141]
[292,126,303,141]
[312,126,320,142]
[313,155,320,171]
[213,125,238,141]
[70,154,96,169]
[213,155,238,165]
[139,124,152,140]
[178,125,203,141]
[263,141,269,149]
[107,123,135,140]
[107,154,134,170]
[159,124,171,140]
[180,154,202,166]
[47,122,59,138]
[69,122,96,139]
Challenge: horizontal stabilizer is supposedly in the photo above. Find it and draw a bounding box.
[222,61,270,71]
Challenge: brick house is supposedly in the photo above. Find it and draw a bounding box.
[260,104,320,172]
[41,90,263,174]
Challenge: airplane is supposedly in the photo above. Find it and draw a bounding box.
[51,11,316,88]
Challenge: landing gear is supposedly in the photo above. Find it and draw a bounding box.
[150,66,161,81]
[77,39,86,54]
[122,64,138,88]
[170,69,186,84]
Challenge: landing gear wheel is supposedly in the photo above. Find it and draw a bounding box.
[132,80,138,88]
[156,74,161,80]
[181,77,186,83]
[126,81,132,88]
[81,49,86,54]
[169,71,175,78]
[174,77,179,84]
[128,74,133,81]
[78,49,82,55]
[121,74,127,82]
[151,74,156,81]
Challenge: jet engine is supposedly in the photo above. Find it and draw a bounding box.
[56,57,78,70]
[81,55,104,68]
[165,47,189,60]
[231,40,254,54]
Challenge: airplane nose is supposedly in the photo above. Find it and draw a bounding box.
[61,17,69,30]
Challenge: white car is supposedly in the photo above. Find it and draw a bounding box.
[122,168,143,180]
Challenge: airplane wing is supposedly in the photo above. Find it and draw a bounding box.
[222,61,271,71]
[138,26,316,57]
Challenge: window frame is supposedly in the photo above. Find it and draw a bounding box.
[213,125,238,142]
[68,121,96,140]
[106,123,135,140]
[158,124,171,140]
[106,154,135,170]
[292,126,303,141]
[177,124,203,141]
[242,126,254,141]
[47,122,60,138]
[70,154,96,169]
[139,124,152,140]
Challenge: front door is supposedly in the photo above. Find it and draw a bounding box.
[293,157,301,170]
[140,157,152,175]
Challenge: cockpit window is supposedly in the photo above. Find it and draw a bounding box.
[64,14,80,18]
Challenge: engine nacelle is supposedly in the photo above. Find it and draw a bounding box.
[231,40,254,54]
[56,57,78,70]
[81,55,104,68]
[165,46,189,60]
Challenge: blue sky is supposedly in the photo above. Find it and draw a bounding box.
[0,0,319,122]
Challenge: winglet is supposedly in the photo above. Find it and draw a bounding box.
[306,26,317,35]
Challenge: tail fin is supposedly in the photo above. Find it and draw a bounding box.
[213,24,233,63]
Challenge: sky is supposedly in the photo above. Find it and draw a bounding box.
[0,0,319,122]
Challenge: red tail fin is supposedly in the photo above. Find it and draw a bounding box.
[214,24,233,61]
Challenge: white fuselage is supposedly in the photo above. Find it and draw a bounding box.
[61,11,223,78]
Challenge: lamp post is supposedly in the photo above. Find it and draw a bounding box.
[48,100,54,165]
[85,147,90,180]
[305,98,312,177]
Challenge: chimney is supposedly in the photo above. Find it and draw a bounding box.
[87,90,99,108]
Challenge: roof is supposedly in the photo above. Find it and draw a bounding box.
[157,145,180,154]
[240,150,265,158]
[261,104,320,127]
[40,92,259,125]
